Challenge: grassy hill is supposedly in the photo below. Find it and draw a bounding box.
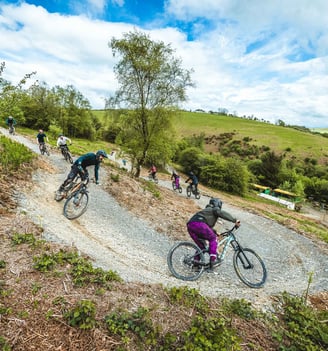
[173,111,328,162]
[93,109,328,163]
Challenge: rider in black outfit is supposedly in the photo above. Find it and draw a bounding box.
[185,171,199,192]
[57,150,108,193]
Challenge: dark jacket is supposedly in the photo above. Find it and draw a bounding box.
[74,153,101,182]
[188,206,237,228]
[186,174,198,185]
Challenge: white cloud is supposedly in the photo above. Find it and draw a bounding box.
[1,1,328,127]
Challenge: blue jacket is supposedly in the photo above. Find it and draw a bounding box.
[6,117,16,126]
[74,153,101,182]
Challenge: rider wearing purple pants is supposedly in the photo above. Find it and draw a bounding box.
[187,198,240,272]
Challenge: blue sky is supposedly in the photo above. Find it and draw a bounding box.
[1,0,328,127]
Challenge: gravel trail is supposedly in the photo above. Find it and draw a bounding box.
[2,127,327,308]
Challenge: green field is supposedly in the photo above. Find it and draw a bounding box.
[172,111,328,162]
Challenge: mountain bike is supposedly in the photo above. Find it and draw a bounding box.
[54,174,81,202]
[63,177,89,220]
[167,224,267,288]
[186,183,200,199]
[60,145,73,164]
[9,125,15,135]
[172,179,182,193]
[39,142,50,156]
[148,173,159,184]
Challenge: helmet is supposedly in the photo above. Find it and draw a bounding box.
[8,116,13,119]
[209,198,223,209]
[189,171,194,176]
[58,134,63,138]
[96,150,108,158]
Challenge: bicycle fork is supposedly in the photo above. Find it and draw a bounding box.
[231,240,253,269]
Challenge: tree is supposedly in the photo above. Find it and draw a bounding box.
[108,30,194,176]
[259,151,284,188]
[0,61,36,124]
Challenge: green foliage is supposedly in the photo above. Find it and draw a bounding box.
[0,260,6,269]
[179,315,241,351]
[69,256,122,287]
[142,179,161,199]
[0,336,11,351]
[33,253,57,272]
[166,286,209,314]
[273,291,328,350]
[105,306,159,347]
[64,299,96,329]
[110,173,120,182]
[0,136,34,173]
[11,233,37,246]
[178,146,204,175]
[108,29,194,175]
[221,298,259,320]
[33,249,122,287]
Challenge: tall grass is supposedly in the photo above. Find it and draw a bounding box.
[0,136,35,173]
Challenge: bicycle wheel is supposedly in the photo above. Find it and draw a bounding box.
[67,152,73,164]
[63,190,89,220]
[167,241,205,281]
[186,185,191,197]
[172,181,177,191]
[195,191,201,199]
[233,248,267,288]
[46,146,50,156]
[178,186,183,193]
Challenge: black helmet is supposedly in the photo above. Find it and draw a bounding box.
[96,150,108,158]
[209,198,223,209]
[189,171,194,176]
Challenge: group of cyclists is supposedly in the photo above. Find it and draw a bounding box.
[34,127,109,197]
[5,115,240,275]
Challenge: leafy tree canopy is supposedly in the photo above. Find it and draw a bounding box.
[107,30,194,176]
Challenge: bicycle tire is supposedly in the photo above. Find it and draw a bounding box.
[167,241,205,281]
[195,191,201,199]
[63,190,89,220]
[186,185,191,197]
[67,152,73,164]
[233,248,267,288]
[172,181,176,191]
[178,186,183,193]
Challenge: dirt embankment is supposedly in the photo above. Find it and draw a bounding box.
[1,127,328,308]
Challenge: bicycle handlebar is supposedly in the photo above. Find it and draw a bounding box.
[216,224,240,237]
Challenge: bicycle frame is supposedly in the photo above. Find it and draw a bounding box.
[216,228,255,270]
[217,231,239,260]
[198,227,241,263]
[70,177,89,195]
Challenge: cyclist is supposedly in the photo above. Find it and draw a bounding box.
[185,171,199,192]
[149,164,157,180]
[57,150,108,194]
[5,116,17,133]
[57,134,72,156]
[187,197,240,273]
[36,129,49,152]
[171,170,180,189]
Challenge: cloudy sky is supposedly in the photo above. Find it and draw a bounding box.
[1,0,328,127]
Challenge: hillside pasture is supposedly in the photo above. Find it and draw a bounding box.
[173,111,328,163]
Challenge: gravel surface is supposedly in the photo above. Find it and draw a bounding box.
[2,127,327,309]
